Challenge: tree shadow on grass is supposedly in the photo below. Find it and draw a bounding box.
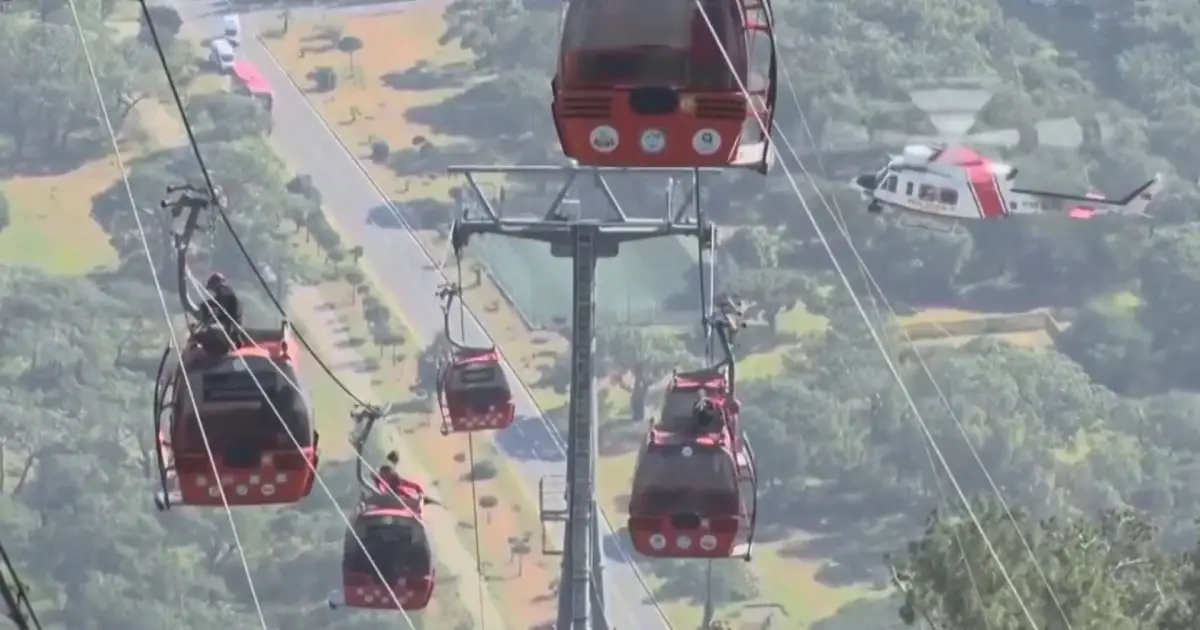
[0,141,115,179]
[401,81,555,156]
[776,513,918,588]
[380,62,459,92]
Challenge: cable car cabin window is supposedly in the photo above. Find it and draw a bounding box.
[633,444,737,513]
[178,355,310,453]
[560,0,741,88]
[939,188,958,204]
[364,491,420,513]
[345,515,430,578]
[656,385,722,432]
[446,363,509,405]
[688,0,745,89]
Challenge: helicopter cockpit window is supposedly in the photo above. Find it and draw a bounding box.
[939,188,958,205]
[882,175,898,193]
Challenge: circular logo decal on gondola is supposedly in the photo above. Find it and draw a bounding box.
[589,125,619,153]
[693,129,721,155]
[640,128,666,153]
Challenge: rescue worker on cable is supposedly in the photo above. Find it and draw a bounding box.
[201,273,242,328]
[196,272,243,353]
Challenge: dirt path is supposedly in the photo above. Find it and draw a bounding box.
[289,284,509,630]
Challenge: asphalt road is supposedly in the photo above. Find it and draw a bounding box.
[166,2,674,628]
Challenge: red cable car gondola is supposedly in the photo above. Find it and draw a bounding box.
[435,284,515,435]
[627,305,757,559]
[329,407,435,612]
[152,185,319,511]
[552,0,777,171]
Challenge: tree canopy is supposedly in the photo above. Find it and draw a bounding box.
[421,0,1200,626]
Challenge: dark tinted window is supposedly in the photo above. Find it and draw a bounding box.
[632,444,736,512]
[561,0,741,87]
[459,365,496,384]
[662,388,698,421]
[201,355,279,402]
[345,515,428,575]
[657,386,721,432]
[180,356,310,449]
[562,0,692,50]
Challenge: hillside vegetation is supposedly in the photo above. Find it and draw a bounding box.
[7,0,1200,629]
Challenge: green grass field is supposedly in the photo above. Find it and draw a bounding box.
[0,160,121,274]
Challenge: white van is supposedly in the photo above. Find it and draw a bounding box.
[222,14,242,46]
[210,39,235,73]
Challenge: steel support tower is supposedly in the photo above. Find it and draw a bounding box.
[448,164,717,630]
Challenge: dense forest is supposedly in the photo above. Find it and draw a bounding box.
[9,0,1200,628]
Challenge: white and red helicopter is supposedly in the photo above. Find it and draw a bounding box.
[852,144,1162,228]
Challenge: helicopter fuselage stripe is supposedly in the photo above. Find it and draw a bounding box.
[965,164,1006,218]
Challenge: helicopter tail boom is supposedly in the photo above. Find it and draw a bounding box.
[1011,174,1162,217]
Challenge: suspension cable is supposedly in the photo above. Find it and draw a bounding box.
[689,4,1043,626]
[775,62,993,629]
[0,540,41,630]
[187,265,519,628]
[448,258,489,630]
[183,265,450,533]
[775,62,890,329]
[67,4,268,626]
[182,269,421,628]
[137,0,373,408]
[371,45,669,630]
[775,51,1069,630]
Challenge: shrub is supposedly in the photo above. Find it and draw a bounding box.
[311,67,337,92]
[467,460,498,481]
[370,140,390,163]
